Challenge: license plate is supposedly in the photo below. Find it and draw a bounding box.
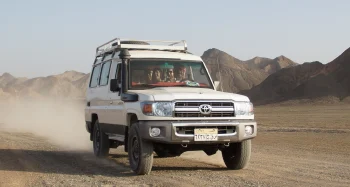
[194,128,218,141]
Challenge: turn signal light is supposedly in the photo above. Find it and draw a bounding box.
[143,104,152,113]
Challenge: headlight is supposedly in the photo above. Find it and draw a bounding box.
[141,102,173,117]
[234,101,254,116]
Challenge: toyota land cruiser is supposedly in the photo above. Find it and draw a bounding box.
[85,38,257,175]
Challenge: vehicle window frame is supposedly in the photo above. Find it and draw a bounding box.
[127,59,215,90]
[89,63,102,88]
[115,63,122,83]
[99,60,112,86]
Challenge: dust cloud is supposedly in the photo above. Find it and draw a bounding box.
[0,98,91,151]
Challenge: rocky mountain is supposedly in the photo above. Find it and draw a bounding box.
[2,47,348,106]
[0,71,90,100]
[245,55,297,74]
[201,48,297,93]
[241,47,350,105]
[0,73,16,87]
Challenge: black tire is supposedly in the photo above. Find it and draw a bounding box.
[221,140,251,170]
[128,123,154,175]
[92,119,110,157]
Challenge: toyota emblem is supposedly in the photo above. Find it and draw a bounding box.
[199,104,212,115]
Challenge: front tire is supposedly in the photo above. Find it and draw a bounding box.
[221,140,251,170]
[92,119,110,157]
[128,123,154,175]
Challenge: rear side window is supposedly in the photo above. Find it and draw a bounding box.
[115,63,121,83]
[99,61,111,86]
[90,64,102,87]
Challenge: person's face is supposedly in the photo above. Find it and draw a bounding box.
[148,70,153,77]
[177,68,185,79]
[155,70,161,79]
[168,69,174,78]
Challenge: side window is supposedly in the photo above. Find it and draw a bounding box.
[90,64,102,88]
[115,63,121,83]
[99,61,111,86]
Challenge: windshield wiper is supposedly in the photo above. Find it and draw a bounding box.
[132,84,157,88]
[172,84,201,88]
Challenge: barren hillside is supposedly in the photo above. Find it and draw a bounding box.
[241,47,350,105]
[202,48,297,93]
[0,71,90,100]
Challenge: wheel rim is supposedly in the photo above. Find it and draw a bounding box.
[131,137,140,164]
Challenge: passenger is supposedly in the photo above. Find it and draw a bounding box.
[152,68,162,83]
[145,69,153,84]
[165,68,175,82]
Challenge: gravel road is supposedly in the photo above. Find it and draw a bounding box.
[1,126,349,187]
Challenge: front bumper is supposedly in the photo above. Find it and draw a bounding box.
[138,120,257,144]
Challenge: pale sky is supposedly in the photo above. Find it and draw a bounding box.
[1,0,349,78]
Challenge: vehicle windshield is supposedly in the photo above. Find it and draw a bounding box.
[129,59,214,90]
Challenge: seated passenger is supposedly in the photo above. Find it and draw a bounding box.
[152,68,162,83]
[165,68,175,82]
[145,69,153,84]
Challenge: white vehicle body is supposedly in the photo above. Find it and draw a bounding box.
[84,38,257,175]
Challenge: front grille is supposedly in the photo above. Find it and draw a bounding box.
[174,101,235,117]
[176,126,236,135]
[175,102,234,107]
[174,112,234,117]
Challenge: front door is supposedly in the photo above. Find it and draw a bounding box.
[105,62,126,140]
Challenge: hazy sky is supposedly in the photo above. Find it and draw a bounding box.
[1,0,349,78]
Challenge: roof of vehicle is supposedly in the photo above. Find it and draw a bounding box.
[128,50,202,61]
[93,38,203,64]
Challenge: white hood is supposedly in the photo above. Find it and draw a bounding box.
[131,87,250,102]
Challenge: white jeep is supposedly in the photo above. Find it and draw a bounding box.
[85,38,257,175]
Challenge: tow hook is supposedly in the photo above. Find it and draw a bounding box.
[224,142,230,147]
[181,144,188,148]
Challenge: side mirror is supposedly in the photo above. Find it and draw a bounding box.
[110,79,120,92]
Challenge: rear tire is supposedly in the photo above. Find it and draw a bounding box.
[128,123,154,175]
[92,119,110,157]
[221,140,251,170]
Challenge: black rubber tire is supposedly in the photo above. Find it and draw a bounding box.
[128,123,154,175]
[221,140,251,170]
[92,119,110,157]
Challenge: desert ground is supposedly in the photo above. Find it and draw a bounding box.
[0,100,349,187]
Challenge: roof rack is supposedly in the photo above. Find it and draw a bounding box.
[95,38,188,57]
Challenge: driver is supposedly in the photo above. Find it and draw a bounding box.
[175,66,186,82]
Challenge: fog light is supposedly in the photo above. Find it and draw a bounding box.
[150,127,161,137]
[245,125,253,135]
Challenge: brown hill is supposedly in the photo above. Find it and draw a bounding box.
[245,55,297,74]
[0,71,90,100]
[241,47,350,105]
[201,48,297,93]
[0,73,16,87]
[54,70,86,82]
